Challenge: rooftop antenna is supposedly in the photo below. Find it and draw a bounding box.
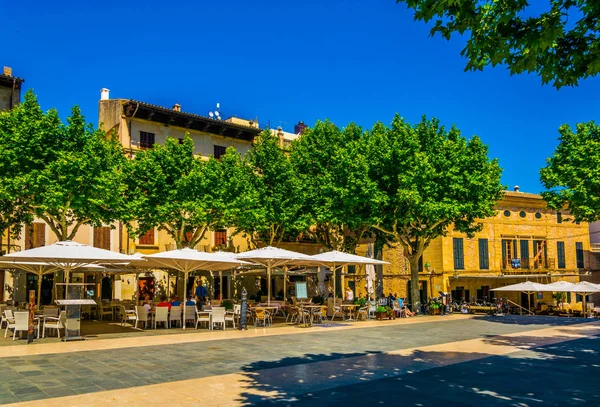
[209,102,221,120]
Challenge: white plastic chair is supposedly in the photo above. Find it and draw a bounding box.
[170,305,182,328]
[195,309,211,329]
[154,306,169,329]
[13,311,38,341]
[134,306,149,329]
[331,305,344,321]
[233,304,241,324]
[368,304,377,319]
[98,302,113,320]
[184,306,196,327]
[120,305,136,326]
[225,309,236,329]
[3,310,15,338]
[211,307,226,330]
[43,311,66,338]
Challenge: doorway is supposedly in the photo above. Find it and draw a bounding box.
[521,292,534,310]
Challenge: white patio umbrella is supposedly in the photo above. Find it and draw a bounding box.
[570,281,600,318]
[541,280,576,292]
[0,241,134,283]
[491,281,548,313]
[0,261,104,306]
[235,246,316,304]
[142,248,249,328]
[310,250,389,304]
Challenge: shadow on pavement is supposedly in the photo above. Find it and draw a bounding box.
[236,334,600,406]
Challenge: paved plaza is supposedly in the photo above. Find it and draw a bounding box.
[0,315,598,406]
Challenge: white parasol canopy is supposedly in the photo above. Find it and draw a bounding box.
[490,281,548,293]
[235,246,316,304]
[310,250,389,304]
[540,280,576,292]
[491,281,548,312]
[0,241,134,283]
[142,248,249,328]
[0,261,104,306]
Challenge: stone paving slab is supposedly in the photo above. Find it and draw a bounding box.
[4,319,599,407]
[0,316,596,405]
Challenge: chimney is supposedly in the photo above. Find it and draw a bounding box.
[173,103,181,112]
[3,66,12,76]
[100,88,110,100]
[294,120,307,135]
[513,185,520,192]
[277,126,284,147]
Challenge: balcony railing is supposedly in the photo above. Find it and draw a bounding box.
[502,258,556,270]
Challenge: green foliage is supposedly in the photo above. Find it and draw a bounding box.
[375,305,388,313]
[396,0,600,88]
[367,115,504,310]
[541,122,600,222]
[125,137,247,248]
[0,90,127,240]
[354,297,367,308]
[232,130,307,247]
[220,299,234,310]
[291,121,379,252]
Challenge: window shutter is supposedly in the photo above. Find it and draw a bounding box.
[576,242,584,268]
[478,239,489,270]
[520,240,529,259]
[139,229,155,246]
[557,242,565,268]
[453,238,464,270]
[34,223,45,248]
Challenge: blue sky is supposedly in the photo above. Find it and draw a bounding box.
[3,0,599,193]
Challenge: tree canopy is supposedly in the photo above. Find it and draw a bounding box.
[0,90,127,241]
[231,130,307,247]
[125,137,249,249]
[291,120,380,252]
[366,115,504,310]
[396,0,600,88]
[540,121,600,221]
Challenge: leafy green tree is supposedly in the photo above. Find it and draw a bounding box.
[0,90,127,241]
[367,115,504,312]
[232,130,306,247]
[396,0,600,88]
[126,136,234,249]
[291,120,379,252]
[540,121,600,221]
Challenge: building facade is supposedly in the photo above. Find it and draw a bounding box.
[0,66,23,112]
[350,188,592,311]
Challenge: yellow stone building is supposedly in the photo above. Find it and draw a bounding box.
[350,188,592,311]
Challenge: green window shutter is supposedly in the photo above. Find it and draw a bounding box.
[453,238,464,270]
[478,239,489,270]
[520,240,529,259]
[557,242,565,269]
[576,242,584,268]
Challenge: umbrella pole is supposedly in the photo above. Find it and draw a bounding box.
[333,263,337,304]
[134,272,139,303]
[37,272,42,308]
[183,271,188,330]
[283,267,287,303]
[267,265,271,305]
[219,271,223,301]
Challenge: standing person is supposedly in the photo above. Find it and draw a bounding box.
[345,286,354,302]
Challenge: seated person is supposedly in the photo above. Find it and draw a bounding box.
[185,295,195,306]
[143,295,154,313]
[402,306,415,318]
[170,296,181,306]
[157,295,172,310]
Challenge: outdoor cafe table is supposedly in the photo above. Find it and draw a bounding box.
[298,304,323,327]
[340,304,358,321]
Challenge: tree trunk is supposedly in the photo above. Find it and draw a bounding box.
[409,255,421,314]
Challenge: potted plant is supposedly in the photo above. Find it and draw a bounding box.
[428,300,441,315]
[375,305,395,320]
[220,299,234,310]
[552,292,566,310]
